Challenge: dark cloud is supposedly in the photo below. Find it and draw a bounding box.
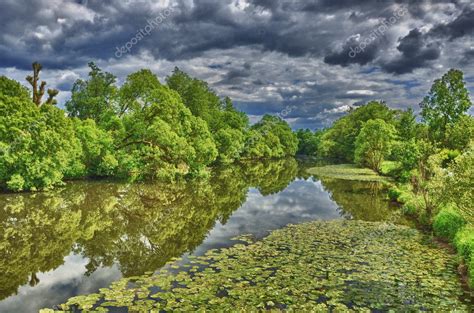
[324,37,380,67]
[382,28,441,74]
[429,6,474,40]
[0,0,472,130]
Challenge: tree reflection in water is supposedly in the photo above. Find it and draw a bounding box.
[0,158,298,300]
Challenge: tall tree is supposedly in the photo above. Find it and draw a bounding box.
[355,119,396,172]
[420,69,472,144]
[65,62,118,125]
[25,62,58,106]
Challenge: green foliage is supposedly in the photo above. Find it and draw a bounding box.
[308,164,389,182]
[0,93,82,191]
[355,119,396,172]
[392,139,421,181]
[72,118,118,177]
[439,142,474,224]
[454,226,474,287]
[65,62,118,126]
[319,101,396,161]
[420,69,472,144]
[433,206,466,241]
[167,68,250,163]
[244,115,298,159]
[402,196,423,216]
[55,221,469,312]
[0,64,302,191]
[0,76,30,100]
[445,115,474,151]
[387,187,402,201]
[395,108,417,141]
[116,70,218,180]
[296,128,321,156]
[454,227,474,264]
[166,67,221,123]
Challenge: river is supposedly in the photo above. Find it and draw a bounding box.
[0,158,471,312]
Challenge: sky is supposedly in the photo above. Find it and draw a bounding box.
[0,0,473,129]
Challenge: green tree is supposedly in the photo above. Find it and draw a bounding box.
[445,115,474,151]
[66,63,118,126]
[244,115,298,159]
[0,76,30,100]
[0,91,82,191]
[395,108,417,141]
[296,129,321,156]
[167,69,249,163]
[420,69,472,144]
[116,70,217,181]
[73,118,118,177]
[320,101,396,161]
[355,119,396,172]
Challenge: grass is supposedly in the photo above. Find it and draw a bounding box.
[307,164,390,183]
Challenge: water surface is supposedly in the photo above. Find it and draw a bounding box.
[0,159,466,312]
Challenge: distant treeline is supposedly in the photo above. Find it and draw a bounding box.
[0,63,298,191]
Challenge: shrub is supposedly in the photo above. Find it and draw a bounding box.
[433,206,466,241]
[454,226,474,261]
[380,161,401,178]
[454,226,474,288]
[397,191,412,204]
[387,187,402,201]
[6,174,25,192]
[401,194,424,216]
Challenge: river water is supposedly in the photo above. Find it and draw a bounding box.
[0,159,470,312]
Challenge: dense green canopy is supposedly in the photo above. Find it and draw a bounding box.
[0,64,298,191]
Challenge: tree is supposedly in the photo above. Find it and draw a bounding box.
[296,129,321,156]
[116,70,217,181]
[420,69,472,144]
[395,108,417,141]
[72,118,118,177]
[0,76,30,100]
[167,68,249,163]
[66,62,118,126]
[355,119,396,172]
[445,115,474,151]
[25,62,59,106]
[243,115,298,159]
[0,92,82,191]
[319,101,396,161]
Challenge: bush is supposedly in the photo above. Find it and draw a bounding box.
[387,187,402,201]
[454,226,474,261]
[433,206,466,241]
[454,226,474,288]
[6,174,25,192]
[402,195,424,216]
[380,161,401,177]
[397,190,412,204]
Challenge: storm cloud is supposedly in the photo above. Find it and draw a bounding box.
[0,0,473,129]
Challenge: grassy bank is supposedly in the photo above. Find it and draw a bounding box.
[388,183,474,289]
[309,163,473,289]
[307,164,390,183]
[42,220,469,312]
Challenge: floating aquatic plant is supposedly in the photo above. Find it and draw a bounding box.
[43,220,471,312]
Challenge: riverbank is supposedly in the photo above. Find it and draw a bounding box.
[310,163,474,290]
[44,220,470,312]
